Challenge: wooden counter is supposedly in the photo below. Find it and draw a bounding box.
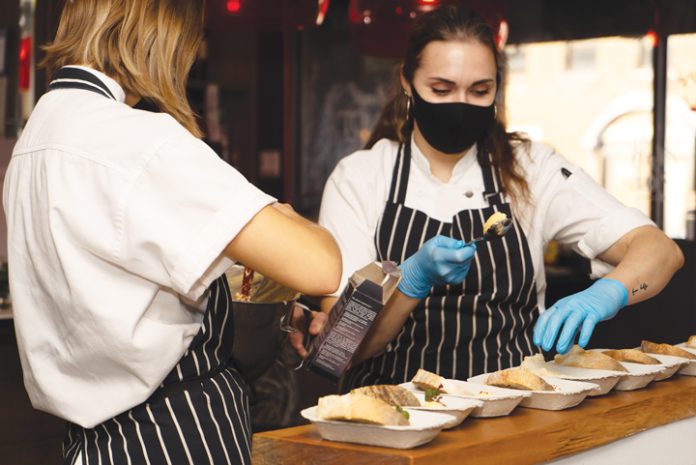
[252,375,696,465]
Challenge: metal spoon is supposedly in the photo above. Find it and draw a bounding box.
[469,217,513,244]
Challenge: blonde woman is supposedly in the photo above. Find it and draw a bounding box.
[3,1,340,464]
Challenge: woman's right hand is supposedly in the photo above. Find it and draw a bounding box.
[397,235,477,299]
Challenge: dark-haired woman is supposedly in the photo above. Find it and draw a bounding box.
[318,5,683,390]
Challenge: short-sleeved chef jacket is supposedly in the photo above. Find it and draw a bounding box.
[3,66,275,427]
[319,137,654,306]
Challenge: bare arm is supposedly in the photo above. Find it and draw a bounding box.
[225,203,342,296]
[599,225,684,304]
[320,291,421,365]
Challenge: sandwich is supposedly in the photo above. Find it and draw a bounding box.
[485,367,554,391]
[316,393,409,426]
[350,385,421,407]
[554,345,628,372]
[601,349,660,365]
[411,368,445,392]
[687,335,696,349]
[641,340,696,360]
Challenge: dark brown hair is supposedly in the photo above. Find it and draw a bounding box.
[365,5,530,203]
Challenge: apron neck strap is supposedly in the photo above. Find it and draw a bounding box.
[47,66,117,100]
[388,140,412,204]
[478,143,506,206]
[389,138,506,206]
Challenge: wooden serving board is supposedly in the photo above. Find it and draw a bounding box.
[253,375,696,465]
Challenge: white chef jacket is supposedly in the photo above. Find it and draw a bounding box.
[319,137,654,307]
[3,66,275,427]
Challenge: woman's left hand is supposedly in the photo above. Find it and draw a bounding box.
[533,278,628,354]
[288,306,327,358]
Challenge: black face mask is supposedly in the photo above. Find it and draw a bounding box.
[411,86,495,154]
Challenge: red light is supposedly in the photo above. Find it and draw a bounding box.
[395,6,403,15]
[419,0,437,4]
[226,0,241,13]
[316,0,330,26]
[19,36,31,91]
[646,29,658,48]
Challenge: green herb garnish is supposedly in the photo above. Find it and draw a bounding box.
[395,405,410,421]
[424,387,443,403]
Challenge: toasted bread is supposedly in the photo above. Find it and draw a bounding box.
[485,368,554,391]
[316,393,409,426]
[687,335,696,349]
[554,345,628,372]
[641,340,696,360]
[602,349,660,365]
[411,369,445,392]
[350,385,421,407]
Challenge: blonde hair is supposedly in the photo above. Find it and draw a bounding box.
[42,0,205,137]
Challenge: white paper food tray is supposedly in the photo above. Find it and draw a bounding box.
[301,406,450,449]
[538,362,624,396]
[587,349,665,390]
[673,344,696,376]
[467,373,597,411]
[640,352,690,381]
[400,380,529,418]
[405,391,483,429]
[614,361,665,390]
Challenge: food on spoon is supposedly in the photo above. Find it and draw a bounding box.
[350,385,421,407]
[602,349,660,365]
[316,393,409,426]
[485,367,554,391]
[641,340,696,360]
[687,335,696,349]
[483,211,508,235]
[554,345,628,372]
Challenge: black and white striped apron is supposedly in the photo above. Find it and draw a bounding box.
[49,67,252,465]
[343,139,540,390]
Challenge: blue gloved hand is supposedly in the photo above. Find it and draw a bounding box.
[398,235,477,299]
[533,278,629,355]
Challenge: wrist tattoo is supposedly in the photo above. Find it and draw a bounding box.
[631,282,648,296]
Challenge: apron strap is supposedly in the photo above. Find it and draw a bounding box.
[388,141,412,204]
[48,66,116,100]
[478,142,506,206]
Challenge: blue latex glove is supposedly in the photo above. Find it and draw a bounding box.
[398,235,477,299]
[533,278,629,354]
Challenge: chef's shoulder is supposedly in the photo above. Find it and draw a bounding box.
[327,138,398,190]
[513,138,575,185]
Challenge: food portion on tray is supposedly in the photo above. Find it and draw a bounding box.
[303,339,696,448]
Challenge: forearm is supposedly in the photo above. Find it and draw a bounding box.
[352,290,421,364]
[600,226,684,305]
[225,204,342,296]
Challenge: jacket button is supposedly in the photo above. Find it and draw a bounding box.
[464,191,474,198]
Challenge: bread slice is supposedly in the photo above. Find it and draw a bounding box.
[602,349,660,365]
[554,345,628,372]
[485,368,554,391]
[641,340,696,360]
[687,335,696,349]
[316,393,409,426]
[411,369,445,392]
[350,385,420,407]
